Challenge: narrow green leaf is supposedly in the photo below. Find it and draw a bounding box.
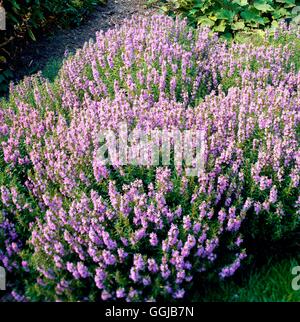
[28,29,37,41]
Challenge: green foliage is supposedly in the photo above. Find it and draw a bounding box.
[1,16,299,301]
[156,0,300,37]
[194,256,300,302]
[0,0,107,96]
[41,58,64,82]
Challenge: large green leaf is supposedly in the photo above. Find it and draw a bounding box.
[241,9,266,24]
[157,0,300,36]
[253,1,274,12]
[275,0,295,7]
[214,20,227,32]
[197,16,215,27]
[232,0,249,6]
[275,0,295,3]
[284,3,297,8]
[272,7,289,19]
[231,21,245,30]
[215,9,236,21]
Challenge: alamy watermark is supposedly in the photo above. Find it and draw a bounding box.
[0,3,5,31]
[95,123,206,177]
[0,266,5,291]
[291,266,300,291]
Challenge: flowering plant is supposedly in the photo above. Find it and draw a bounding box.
[0,15,299,301]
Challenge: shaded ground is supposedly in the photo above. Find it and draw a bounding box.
[14,0,156,83]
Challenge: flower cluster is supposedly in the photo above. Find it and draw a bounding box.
[0,15,299,301]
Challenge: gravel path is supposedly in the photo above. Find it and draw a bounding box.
[14,0,156,82]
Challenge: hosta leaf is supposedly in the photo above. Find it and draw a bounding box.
[284,2,297,8]
[241,9,256,21]
[272,7,289,19]
[216,9,236,21]
[193,1,205,9]
[189,9,199,15]
[262,16,270,23]
[241,9,266,24]
[275,0,295,3]
[197,16,215,27]
[232,0,249,6]
[208,15,218,22]
[253,1,274,12]
[232,21,245,30]
[214,20,227,32]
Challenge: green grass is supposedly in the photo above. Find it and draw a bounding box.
[42,58,63,82]
[195,256,300,302]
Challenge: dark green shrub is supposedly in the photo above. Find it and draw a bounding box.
[156,0,300,38]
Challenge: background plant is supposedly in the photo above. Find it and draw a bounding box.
[154,0,300,38]
[0,0,106,95]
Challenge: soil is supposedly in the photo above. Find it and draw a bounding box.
[13,0,157,83]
